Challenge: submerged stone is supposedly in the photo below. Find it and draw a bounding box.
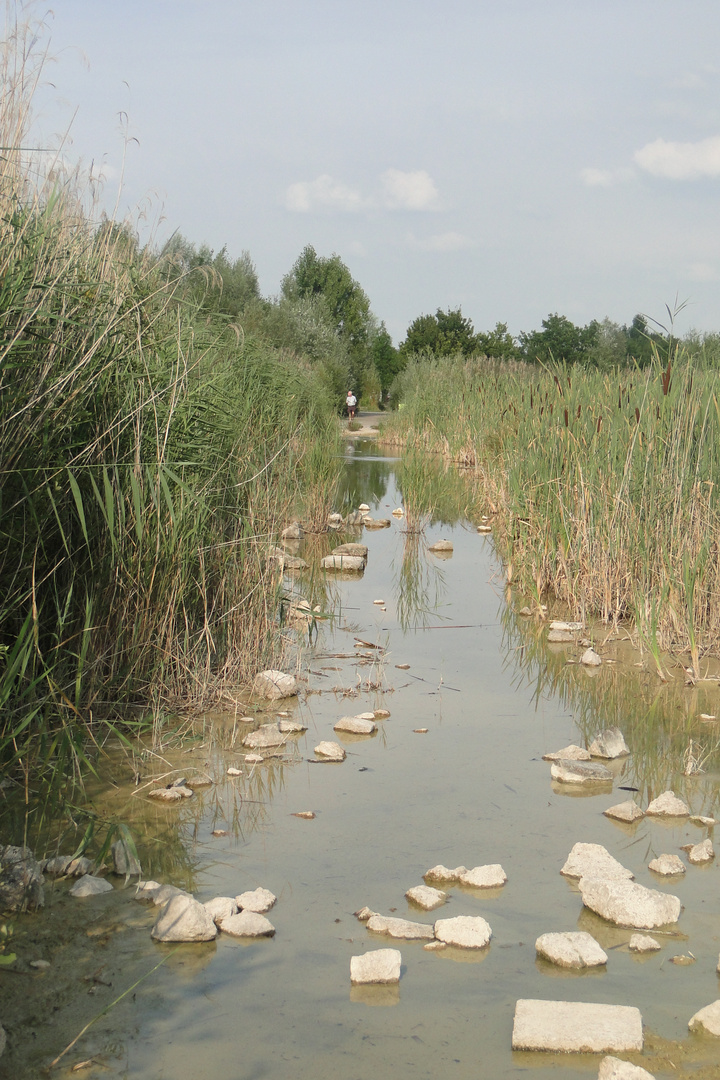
[277,719,307,734]
[350,948,401,984]
[629,934,661,952]
[511,999,643,1053]
[242,725,286,749]
[363,518,391,529]
[333,543,368,558]
[589,727,630,759]
[366,915,434,940]
[579,877,681,929]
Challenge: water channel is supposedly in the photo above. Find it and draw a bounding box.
[2,439,720,1079]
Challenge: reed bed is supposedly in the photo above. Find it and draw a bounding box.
[385,353,720,668]
[0,13,341,777]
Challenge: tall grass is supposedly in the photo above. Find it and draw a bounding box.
[385,352,720,665]
[0,11,340,777]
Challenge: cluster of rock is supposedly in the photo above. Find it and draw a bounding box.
[139,881,278,943]
[309,708,391,763]
[545,726,630,786]
[321,543,368,573]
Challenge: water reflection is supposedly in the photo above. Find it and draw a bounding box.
[394,531,448,631]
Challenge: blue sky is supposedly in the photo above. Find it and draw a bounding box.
[29,0,720,342]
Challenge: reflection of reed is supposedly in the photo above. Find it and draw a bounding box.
[500,602,720,816]
[395,531,447,631]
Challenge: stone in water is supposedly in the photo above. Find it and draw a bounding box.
[688,1000,720,1037]
[561,843,634,881]
[252,670,298,700]
[424,865,467,884]
[70,875,113,898]
[151,894,217,942]
[580,648,603,666]
[535,931,608,969]
[243,724,286,750]
[350,948,401,985]
[366,915,434,940]
[334,715,376,735]
[598,1056,656,1079]
[236,887,276,913]
[648,854,685,876]
[604,801,644,824]
[551,760,613,784]
[511,999,643,1052]
[589,727,630,759]
[458,864,507,888]
[405,885,447,910]
[219,911,275,937]
[688,838,714,864]
[579,877,681,929]
[434,915,492,949]
[542,744,591,761]
[313,741,346,761]
[645,790,689,817]
[629,934,661,952]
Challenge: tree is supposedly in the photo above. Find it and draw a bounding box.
[519,313,599,365]
[371,321,403,393]
[400,307,478,357]
[474,322,519,361]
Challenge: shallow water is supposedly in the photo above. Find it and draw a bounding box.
[3,440,720,1079]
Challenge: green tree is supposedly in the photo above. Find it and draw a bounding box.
[475,321,519,361]
[371,321,403,393]
[400,307,478,357]
[519,313,599,365]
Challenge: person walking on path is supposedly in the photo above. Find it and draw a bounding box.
[346,390,357,421]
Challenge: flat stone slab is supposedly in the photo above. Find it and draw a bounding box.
[151,894,218,942]
[551,760,613,784]
[535,931,608,969]
[688,838,714,864]
[543,744,591,761]
[434,915,492,949]
[236,887,276,913]
[243,725,287,749]
[579,877,682,929]
[321,554,366,571]
[252,670,298,700]
[424,865,467,884]
[219,910,275,937]
[599,1055,656,1079]
[629,934,661,953]
[458,864,507,888]
[550,621,584,632]
[405,885,447,910]
[589,727,630,759]
[648,854,685,876]
[604,801,644,824]
[313,741,346,761]
[350,948,401,984]
[645,790,689,817]
[69,875,113,897]
[688,999,720,1036]
[366,915,435,940]
[334,716,376,735]
[511,999,644,1052]
[333,543,368,558]
[561,843,634,881]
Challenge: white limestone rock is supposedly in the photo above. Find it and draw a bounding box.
[354,906,376,921]
[645,790,689,817]
[428,539,453,553]
[547,629,575,643]
[69,875,113,898]
[604,801,644,824]
[629,934,661,953]
[134,879,162,900]
[688,838,714,864]
[203,896,238,923]
[219,910,275,937]
[350,948,401,984]
[550,620,584,632]
[236,887,276,913]
[423,865,467,884]
[148,787,190,802]
[151,894,218,942]
[561,843,634,881]
[551,760,613,784]
[277,719,307,734]
[589,727,630,759]
[366,915,434,940]
[242,725,286,750]
[648,854,685,876]
[535,931,608,969]
[690,815,716,826]
[245,754,263,764]
[581,648,603,667]
[458,864,507,888]
[405,885,447,910]
[333,543,368,558]
[579,877,682,929]
[112,838,141,877]
[434,915,492,949]
[43,855,73,875]
[252,670,298,700]
[512,999,643,1053]
[542,744,591,761]
[598,1055,656,1079]
[313,741,346,761]
[321,554,365,571]
[363,517,391,529]
[334,716,377,735]
[688,1000,720,1036]
[151,884,190,907]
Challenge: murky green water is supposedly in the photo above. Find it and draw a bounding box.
[3,440,720,1079]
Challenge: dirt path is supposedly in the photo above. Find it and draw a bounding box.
[341,409,386,438]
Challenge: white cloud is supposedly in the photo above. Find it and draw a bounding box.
[381,168,440,210]
[285,174,366,213]
[580,166,634,187]
[634,135,720,179]
[407,231,473,252]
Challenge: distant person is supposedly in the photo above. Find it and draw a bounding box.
[346,390,357,420]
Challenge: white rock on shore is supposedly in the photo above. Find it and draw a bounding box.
[350,948,401,984]
[366,915,434,940]
[688,1000,720,1036]
[645,790,690,817]
[535,931,607,969]
[458,864,507,888]
[561,843,633,881]
[579,877,682,929]
[252,670,298,700]
[511,999,643,1053]
[405,885,447,910]
[589,728,630,759]
[151,894,218,942]
[434,915,492,949]
[551,760,613,784]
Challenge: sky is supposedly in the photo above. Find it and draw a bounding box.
[24,0,720,343]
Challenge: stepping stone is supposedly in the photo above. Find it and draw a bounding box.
[321,554,366,571]
[688,838,714,864]
[277,719,307,733]
[151,894,217,942]
[243,725,286,750]
[458,864,507,888]
[405,885,447,911]
[688,999,720,1036]
[236,887,276,913]
[366,915,434,940]
[313,741,346,761]
[561,843,634,881]
[511,999,643,1052]
[219,911,275,938]
[629,934,661,952]
[433,915,492,949]
[551,761,613,784]
[423,865,467,884]
[252,670,298,700]
[333,543,368,558]
[648,854,685,876]
[334,716,376,735]
[645,790,689,817]
[589,727,630,759]
[350,948,401,984]
[542,744,590,761]
[604,801,644,824]
[599,1055,656,1079]
[579,877,681,929]
[535,931,607,969]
